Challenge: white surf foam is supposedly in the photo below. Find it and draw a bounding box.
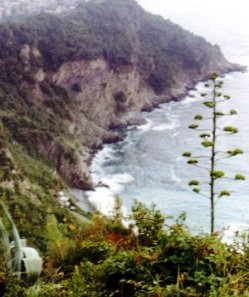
[87,173,135,215]
[138,118,154,131]
[170,164,181,184]
[91,146,116,168]
[221,223,249,244]
[87,187,116,215]
[152,115,180,131]
[172,131,180,138]
[152,123,176,131]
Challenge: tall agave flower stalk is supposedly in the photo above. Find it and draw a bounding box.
[0,201,42,283]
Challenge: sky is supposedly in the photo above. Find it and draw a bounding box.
[136,0,249,64]
[136,0,249,36]
[136,0,249,27]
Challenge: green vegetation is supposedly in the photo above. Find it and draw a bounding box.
[0,141,86,250]
[183,73,245,234]
[0,0,228,92]
[1,201,249,296]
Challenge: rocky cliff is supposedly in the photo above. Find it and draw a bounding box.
[0,0,244,191]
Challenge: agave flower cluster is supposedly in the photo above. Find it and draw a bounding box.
[183,73,245,234]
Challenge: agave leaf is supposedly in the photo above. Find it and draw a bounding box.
[21,258,43,283]
[0,219,10,254]
[0,202,42,282]
[21,247,43,282]
[0,202,22,278]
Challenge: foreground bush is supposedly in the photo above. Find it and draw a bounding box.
[1,201,249,296]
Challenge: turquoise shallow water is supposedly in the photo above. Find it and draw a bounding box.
[83,2,249,236]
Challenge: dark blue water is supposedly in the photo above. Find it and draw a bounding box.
[85,1,249,237]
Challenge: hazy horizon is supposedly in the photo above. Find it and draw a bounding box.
[136,0,249,65]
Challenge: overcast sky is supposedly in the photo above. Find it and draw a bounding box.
[136,0,249,64]
[136,0,249,36]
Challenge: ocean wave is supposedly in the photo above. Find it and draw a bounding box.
[172,131,180,138]
[152,117,180,131]
[170,164,181,184]
[222,223,249,244]
[87,187,116,215]
[87,173,135,215]
[181,96,197,104]
[90,146,118,179]
[137,118,154,131]
[92,146,116,166]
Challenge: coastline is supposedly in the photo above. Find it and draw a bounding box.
[75,65,246,214]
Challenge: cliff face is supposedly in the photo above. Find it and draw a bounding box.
[0,0,244,191]
[44,46,240,148]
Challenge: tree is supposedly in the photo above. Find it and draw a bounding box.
[183,72,245,234]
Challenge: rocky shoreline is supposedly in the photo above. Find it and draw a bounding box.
[48,56,246,193]
[76,63,246,212]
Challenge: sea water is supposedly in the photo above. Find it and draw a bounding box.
[85,0,249,235]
